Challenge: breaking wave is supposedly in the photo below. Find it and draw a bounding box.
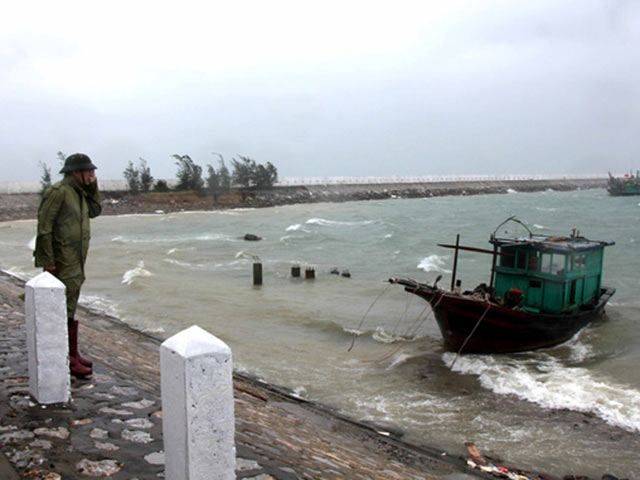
[343,325,421,345]
[79,294,121,319]
[163,258,205,270]
[444,350,640,433]
[306,218,374,227]
[417,254,451,273]
[285,223,311,233]
[112,233,233,245]
[121,261,153,285]
[372,326,417,344]
[2,267,31,281]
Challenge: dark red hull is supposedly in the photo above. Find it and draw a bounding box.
[392,279,615,353]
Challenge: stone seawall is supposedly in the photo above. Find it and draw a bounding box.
[0,178,607,222]
[253,178,606,207]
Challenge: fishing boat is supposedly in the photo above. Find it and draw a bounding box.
[389,217,615,354]
[607,171,640,196]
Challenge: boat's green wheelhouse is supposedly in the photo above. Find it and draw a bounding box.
[491,236,613,314]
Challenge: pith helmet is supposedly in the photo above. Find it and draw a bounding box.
[59,153,98,173]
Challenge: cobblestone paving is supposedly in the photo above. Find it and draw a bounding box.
[0,272,474,479]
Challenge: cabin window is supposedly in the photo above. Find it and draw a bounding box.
[540,253,566,275]
[500,246,516,268]
[574,253,587,270]
[516,250,527,269]
[530,279,541,288]
[551,254,566,275]
[528,251,540,271]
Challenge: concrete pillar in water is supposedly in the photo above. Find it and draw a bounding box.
[305,267,315,279]
[291,265,300,278]
[25,272,70,404]
[160,325,236,480]
[253,262,262,285]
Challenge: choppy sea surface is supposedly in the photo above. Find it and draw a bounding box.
[2,188,639,477]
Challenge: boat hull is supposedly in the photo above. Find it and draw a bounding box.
[395,280,615,353]
[607,173,640,196]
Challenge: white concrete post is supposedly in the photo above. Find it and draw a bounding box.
[160,325,236,480]
[25,272,70,404]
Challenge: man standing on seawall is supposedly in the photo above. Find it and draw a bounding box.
[34,153,102,378]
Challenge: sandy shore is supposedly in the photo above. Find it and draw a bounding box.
[0,177,606,222]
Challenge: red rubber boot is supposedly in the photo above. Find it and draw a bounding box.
[69,318,93,368]
[68,319,92,378]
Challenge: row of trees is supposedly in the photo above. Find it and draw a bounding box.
[123,158,154,193]
[40,152,279,194]
[124,154,278,195]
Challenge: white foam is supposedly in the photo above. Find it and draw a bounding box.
[343,327,365,337]
[291,386,308,399]
[417,254,451,273]
[372,326,416,344]
[566,338,595,363]
[163,258,205,270]
[234,251,260,262]
[3,267,33,281]
[387,352,414,369]
[507,188,518,193]
[444,352,640,433]
[142,326,166,335]
[121,261,153,285]
[112,233,233,245]
[306,218,374,227]
[79,294,121,319]
[372,326,397,344]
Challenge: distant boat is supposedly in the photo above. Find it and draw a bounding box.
[607,171,640,196]
[389,217,615,354]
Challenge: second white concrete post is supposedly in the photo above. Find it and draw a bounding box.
[161,325,236,480]
[25,271,70,404]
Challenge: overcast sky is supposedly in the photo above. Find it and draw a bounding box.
[1,0,639,182]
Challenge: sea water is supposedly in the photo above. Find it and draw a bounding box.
[2,188,639,477]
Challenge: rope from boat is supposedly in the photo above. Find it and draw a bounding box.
[403,289,445,340]
[391,284,415,336]
[365,303,431,363]
[347,283,393,352]
[449,303,492,370]
[363,290,446,363]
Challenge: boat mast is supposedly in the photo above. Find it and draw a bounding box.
[450,234,460,291]
[489,238,498,289]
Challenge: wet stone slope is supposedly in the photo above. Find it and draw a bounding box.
[0,272,471,479]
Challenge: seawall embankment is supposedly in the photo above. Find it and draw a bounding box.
[0,177,607,222]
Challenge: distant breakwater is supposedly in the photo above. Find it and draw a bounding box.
[0,177,607,222]
[260,177,606,206]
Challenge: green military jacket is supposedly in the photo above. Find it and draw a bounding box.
[34,176,102,281]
